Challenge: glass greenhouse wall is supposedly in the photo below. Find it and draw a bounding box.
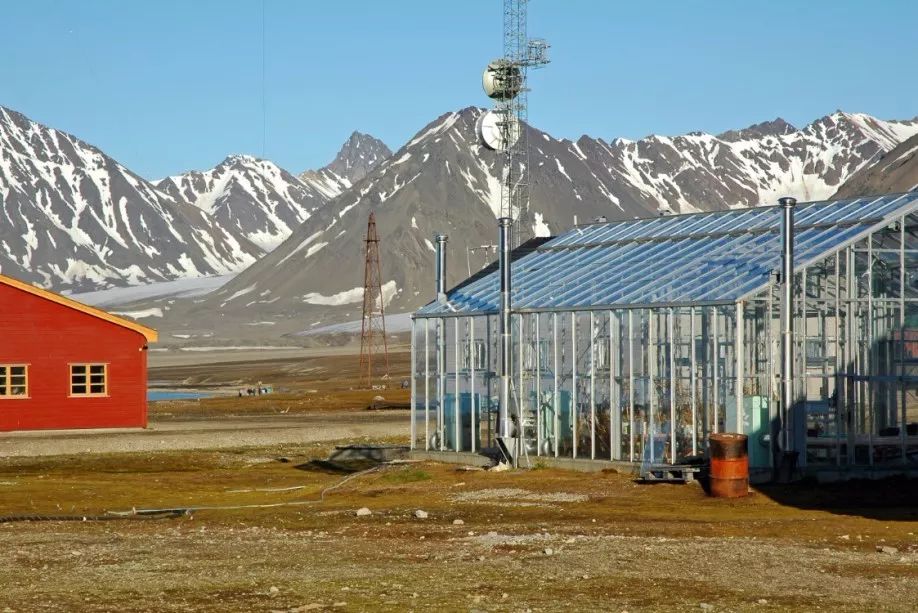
[410,195,918,471]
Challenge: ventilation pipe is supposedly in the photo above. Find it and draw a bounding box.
[435,234,448,301]
[778,196,798,475]
[498,217,514,463]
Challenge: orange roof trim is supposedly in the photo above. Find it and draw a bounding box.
[0,274,158,343]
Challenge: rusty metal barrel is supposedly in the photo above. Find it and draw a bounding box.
[708,433,749,498]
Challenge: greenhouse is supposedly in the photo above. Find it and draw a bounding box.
[409,194,918,476]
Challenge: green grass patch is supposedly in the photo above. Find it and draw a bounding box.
[381,468,432,484]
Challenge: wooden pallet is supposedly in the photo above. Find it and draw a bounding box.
[640,464,701,483]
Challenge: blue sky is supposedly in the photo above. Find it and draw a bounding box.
[2,0,917,180]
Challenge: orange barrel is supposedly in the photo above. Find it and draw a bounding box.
[708,433,749,498]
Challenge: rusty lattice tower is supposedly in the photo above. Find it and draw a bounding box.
[358,212,389,386]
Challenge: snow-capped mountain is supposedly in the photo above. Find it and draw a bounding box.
[835,132,918,198]
[158,133,392,252]
[299,131,392,200]
[157,155,328,251]
[0,106,261,292]
[197,106,918,331]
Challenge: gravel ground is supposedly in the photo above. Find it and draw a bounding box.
[1,448,915,612]
[0,412,407,457]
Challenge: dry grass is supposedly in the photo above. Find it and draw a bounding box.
[149,351,410,417]
[2,349,916,611]
[1,443,917,612]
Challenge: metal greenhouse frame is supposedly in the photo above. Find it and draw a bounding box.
[409,194,918,475]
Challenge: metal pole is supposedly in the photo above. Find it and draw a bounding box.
[834,252,841,466]
[535,313,541,456]
[410,318,417,450]
[424,319,430,450]
[690,306,697,456]
[572,311,578,459]
[590,310,596,460]
[779,196,796,455]
[900,216,908,466]
[455,317,461,451]
[649,310,656,464]
[498,217,514,452]
[435,234,448,298]
[867,233,874,467]
[553,312,559,458]
[437,318,446,451]
[713,307,720,435]
[736,301,745,435]
[610,310,619,461]
[470,317,476,454]
[628,309,635,462]
[669,308,676,464]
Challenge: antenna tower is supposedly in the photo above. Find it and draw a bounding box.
[358,212,389,387]
[482,0,550,245]
[478,0,549,465]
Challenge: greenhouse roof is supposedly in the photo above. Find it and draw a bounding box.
[416,192,918,318]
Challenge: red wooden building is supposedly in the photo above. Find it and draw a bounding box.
[0,273,157,432]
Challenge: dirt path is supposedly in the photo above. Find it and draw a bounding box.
[0,412,408,457]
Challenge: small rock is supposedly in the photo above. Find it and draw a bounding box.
[501,593,509,599]
[333,603,347,608]
[543,547,554,556]
[419,535,426,540]
[355,507,372,517]
[581,574,589,580]
[757,599,768,605]
[876,545,898,555]
[838,534,850,540]
[268,586,279,596]
[699,604,714,611]
[453,519,465,525]
[415,509,429,519]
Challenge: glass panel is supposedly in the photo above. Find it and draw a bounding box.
[90,365,105,375]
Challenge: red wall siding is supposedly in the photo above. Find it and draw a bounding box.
[0,283,149,431]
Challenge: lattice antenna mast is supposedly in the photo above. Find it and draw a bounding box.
[358,212,389,387]
[479,0,549,466]
[498,0,549,246]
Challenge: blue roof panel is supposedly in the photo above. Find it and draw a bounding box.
[416,194,918,317]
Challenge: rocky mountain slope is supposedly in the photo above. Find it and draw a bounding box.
[834,132,918,198]
[0,106,262,291]
[158,132,391,252]
[157,155,328,251]
[299,131,392,198]
[181,106,918,337]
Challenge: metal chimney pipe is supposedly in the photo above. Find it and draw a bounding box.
[779,196,796,454]
[435,234,448,300]
[498,217,513,447]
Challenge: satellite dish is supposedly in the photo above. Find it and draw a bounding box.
[476,110,520,152]
[482,59,522,100]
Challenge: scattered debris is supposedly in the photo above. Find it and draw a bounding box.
[876,545,899,555]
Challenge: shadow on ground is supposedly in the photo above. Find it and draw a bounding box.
[752,476,918,522]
